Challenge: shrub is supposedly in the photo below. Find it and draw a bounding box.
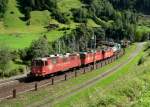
[0,0,8,18]
[11,50,19,61]
[19,36,51,61]
[19,48,30,61]
[52,9,69,24]
[18,66,25,73]
[138,56,145,65]
[0,46,12,77]
[96,95,117,106]
[2,66,25,78]
[144,42,150,51]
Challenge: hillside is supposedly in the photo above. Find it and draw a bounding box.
[0,0,100,49]
[0,0,149,49]
[0,0,149,78]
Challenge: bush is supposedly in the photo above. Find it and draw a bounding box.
[81,0,93,5]
[19,48,30,61]
[138,56,145,65]
[11,50,19,61]
[18,66,25,73]
[144,42,150,51]
[135,31,150,42]
[1,66,25,78]
[96,95,117,106]
[19,36,51,61]
[52,9,69,24]
[58,27,70,31]
[0,0,8,18]
[0,46,12,77]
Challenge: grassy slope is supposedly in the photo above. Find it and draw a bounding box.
[58,0,82,13]
[133,51,150,106]
[0,0,103,50]
[4,0,25,28]
[0,0,81,49]
[2,0,50,33]
[0,44,137,107]
[0,31,64,49]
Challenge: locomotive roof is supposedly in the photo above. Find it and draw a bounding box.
[34,58,47,61]
[48,53,80,59]
[79,50,103,54]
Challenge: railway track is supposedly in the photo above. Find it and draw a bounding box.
[0,48,125,101]
[0,58,118,101]
[0,73,28,88]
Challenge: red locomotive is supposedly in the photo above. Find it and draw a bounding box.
[31,53,81,76]
[80,50,103,65]
[30,47,118,77]
[103,48,114,59]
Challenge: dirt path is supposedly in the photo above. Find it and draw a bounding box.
[29,43,144,107]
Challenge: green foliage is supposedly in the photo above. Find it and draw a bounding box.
[109,0,150,14]
[29,10,50,26]
[0,45,11,77]
[138,56,145,65]
[20,36,50,60]
[76,0,138,42]
[0,45,25,78]
[0,0,146,44]
[104,10,137,41]
[72,8,88,23]
[96,95,117,106]
[18,0,57,20]
[91,0,115,20]
[144,42,150,51]
[17,0,69,24]
[93,27,105,40]
[0,0,8,18]
[3,66,24,77]
[61,24,104,52]
[28,36,50,59]
[20,24,106,60]
[51,9,69,24]
[144,42,150,56]
[81,0,93,5]
[136,26,150,42]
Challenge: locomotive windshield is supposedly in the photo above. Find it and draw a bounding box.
[32,60,44,66]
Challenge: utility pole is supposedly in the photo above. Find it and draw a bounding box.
[94,34,96,69]
[73,35,76,52]
[92,33,96,69]
[58,40,61,54]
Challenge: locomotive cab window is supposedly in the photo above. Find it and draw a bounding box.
[32,60,44,66]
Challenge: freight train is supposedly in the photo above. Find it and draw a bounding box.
[30,43,123,77]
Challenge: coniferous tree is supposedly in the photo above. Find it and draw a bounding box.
[0,0,8,18]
